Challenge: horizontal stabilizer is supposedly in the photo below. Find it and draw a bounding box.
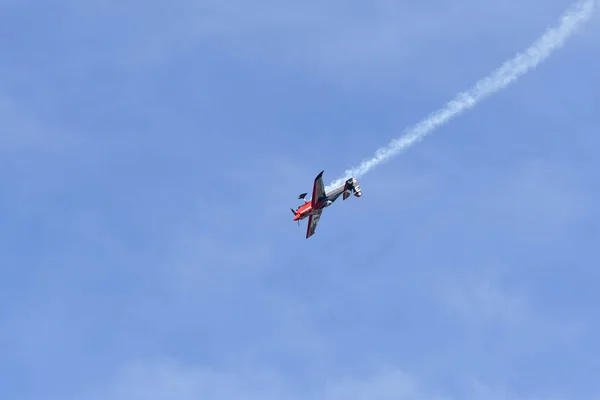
[343,177,362,199]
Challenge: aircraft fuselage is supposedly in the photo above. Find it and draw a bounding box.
[292,177,361,221]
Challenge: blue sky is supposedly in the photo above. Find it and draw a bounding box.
[1,0,599,399]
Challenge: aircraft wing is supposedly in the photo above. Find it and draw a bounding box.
[306,209,323,238]
[311,170,326,207]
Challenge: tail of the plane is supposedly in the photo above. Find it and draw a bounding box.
[343,177,362,200]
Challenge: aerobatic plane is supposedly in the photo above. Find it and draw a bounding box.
[290,170,362,238]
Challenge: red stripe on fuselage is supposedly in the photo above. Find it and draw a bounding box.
[294,200,325,221]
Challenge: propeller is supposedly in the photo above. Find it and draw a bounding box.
[291,208,300,226]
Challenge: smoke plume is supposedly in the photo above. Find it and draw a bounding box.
[326,0,595,190]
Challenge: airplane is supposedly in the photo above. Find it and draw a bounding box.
[290,170,362,238]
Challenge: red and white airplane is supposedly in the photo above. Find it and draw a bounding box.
[291,170,362,238]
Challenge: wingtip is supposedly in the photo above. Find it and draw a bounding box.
[315,170,324,180]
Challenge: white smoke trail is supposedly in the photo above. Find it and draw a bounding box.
[326,0,596,190]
